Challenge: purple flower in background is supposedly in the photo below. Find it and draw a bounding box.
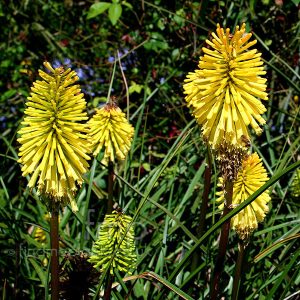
[160,77,165,84]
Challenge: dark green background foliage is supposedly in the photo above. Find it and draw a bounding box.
[0,0,299,299]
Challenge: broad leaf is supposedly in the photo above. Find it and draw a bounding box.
[87,2,111,19]
[108,3,122,25]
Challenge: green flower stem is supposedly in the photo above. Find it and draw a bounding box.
[211,180,234,300]
[232,241,246,300]
[50,205,59,300]
[81,157,97,248]
[107,161,114,214]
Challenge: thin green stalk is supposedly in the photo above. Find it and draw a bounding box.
[117,49,129,120]
[107,59,117,102]
[137,107,148,185]
[211,180,234,300]
[80,157,97,248]
[50,205,59,300]
[232,241,246,300]
[107,161,114,214]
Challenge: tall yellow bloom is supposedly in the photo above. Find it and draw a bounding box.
[217,153,271,240]
[88,103,134,163]
[184,23,268,150]
[17,62,90,211]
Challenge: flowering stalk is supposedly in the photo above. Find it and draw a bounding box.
[88,96,134,299]
[213,152,271,298]
[89,210,137,300]
[104,164,114,300]
[183,22,269,298]
[17,61,91,299]
[50,204,59,300]
[211,180,233,300]
[232,241,247,300]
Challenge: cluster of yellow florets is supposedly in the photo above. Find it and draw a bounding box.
[217,153,271,239]
[17,62,134,209]
[184,23,268,151]
[17,62,91,210]
[88,103,134,163]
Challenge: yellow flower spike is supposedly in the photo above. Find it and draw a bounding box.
[17,62,91,211]
[183,23,268,151]
[88,103,134,163]
[217,153,271,240]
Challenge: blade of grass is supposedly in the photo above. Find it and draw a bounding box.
[28,257,47,287]
[265,248,300,300]
[254,233,300,263]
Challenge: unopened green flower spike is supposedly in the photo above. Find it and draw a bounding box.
[89,210,137,275]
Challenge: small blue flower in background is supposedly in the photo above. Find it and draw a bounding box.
[52,59,61,69]
[108,56,115,63]
[51,58,73,69]
[82,85,95,97]
[85,66,94,76]
[75,68,88,81]
[160,77,165,84]
[107,48,138,73]
[63,58,72,67]
[118,48,129,57]
[0,116,7,129]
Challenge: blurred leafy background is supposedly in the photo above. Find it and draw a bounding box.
[0,0,299,299]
